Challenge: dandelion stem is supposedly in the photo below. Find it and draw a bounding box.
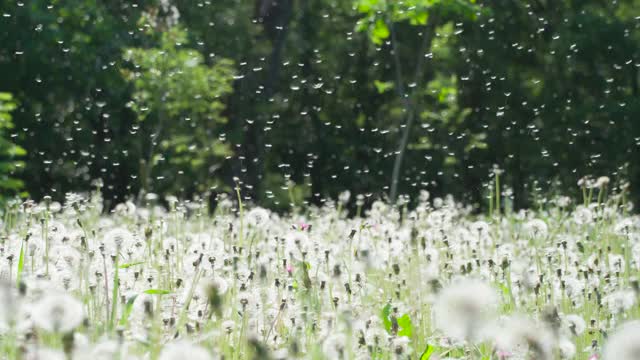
[236,185,244,247]
[495,171,501,216]
[110,250,120,331]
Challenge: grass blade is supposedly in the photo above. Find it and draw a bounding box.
[16,241,24,287]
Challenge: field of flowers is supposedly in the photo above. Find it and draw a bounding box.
[1,181,639,359]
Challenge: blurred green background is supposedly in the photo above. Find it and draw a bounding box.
[1,0,639,210]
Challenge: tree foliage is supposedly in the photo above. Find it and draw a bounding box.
[0,92,25,198]
[122,26,235,196]
[0,0,639,209]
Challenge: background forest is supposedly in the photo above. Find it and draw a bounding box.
[1,0,639,211]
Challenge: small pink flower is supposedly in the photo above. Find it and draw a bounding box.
[588,354,599,360]
[286,264,293,274]
[299,222,310,231]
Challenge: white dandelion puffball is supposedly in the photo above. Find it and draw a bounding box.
[32,294,84,333]
[246,207,270,228]
[338,190,351,204]
[74,340,129,360]
[558,337,576,359]
[433,278,498,342]
[0,281,17,328]
[25,348,66,360]
[284,231,310,260]
[603,290,636,314]
[523,219,548,238]
[103,227,134,250]
[564,314,586,336]
[603,321,640,360]
[159,341,212,360]
[493,315,553,360]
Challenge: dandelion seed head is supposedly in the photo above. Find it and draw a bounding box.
[524,219,548,238]
[32,293,83,333]
[24,348,66,360]
[558,337,576,359]
[103,227,134,250]
[338,190,351,204]
[246,207,270,228]
[564,314,586,335]
[0,281,17,328]
[159,341,212,360]
[602,321,640,360]
[573,206,594,225]
[603,290,636,314]
[322,333,347,358]
[433,278,497,342]
[595,176,610,188]
[493,315,553,360]
[221,319,235,333]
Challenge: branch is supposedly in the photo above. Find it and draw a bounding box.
[389,18,435,203]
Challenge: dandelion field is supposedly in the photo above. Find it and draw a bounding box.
[3,0,640,358]
[0,179,639,360]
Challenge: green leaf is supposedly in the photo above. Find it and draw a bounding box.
[356,0,381,14]
[16,241,24,287]
[119,261,145,269]
[500,283,510,297]
[380,303,392,332]
[420,344,435,360]
[374,80,394,94]
[144,289,171,295]
[372,19,390,44]
[118,294,139,326]
[444,156,458,166]
[300,261,312,289]
[409,11,428,26]
[397,313,413,337]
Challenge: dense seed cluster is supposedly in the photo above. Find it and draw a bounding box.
[0,189,639,359]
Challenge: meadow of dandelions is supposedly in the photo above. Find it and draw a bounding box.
[1,178,640,359]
